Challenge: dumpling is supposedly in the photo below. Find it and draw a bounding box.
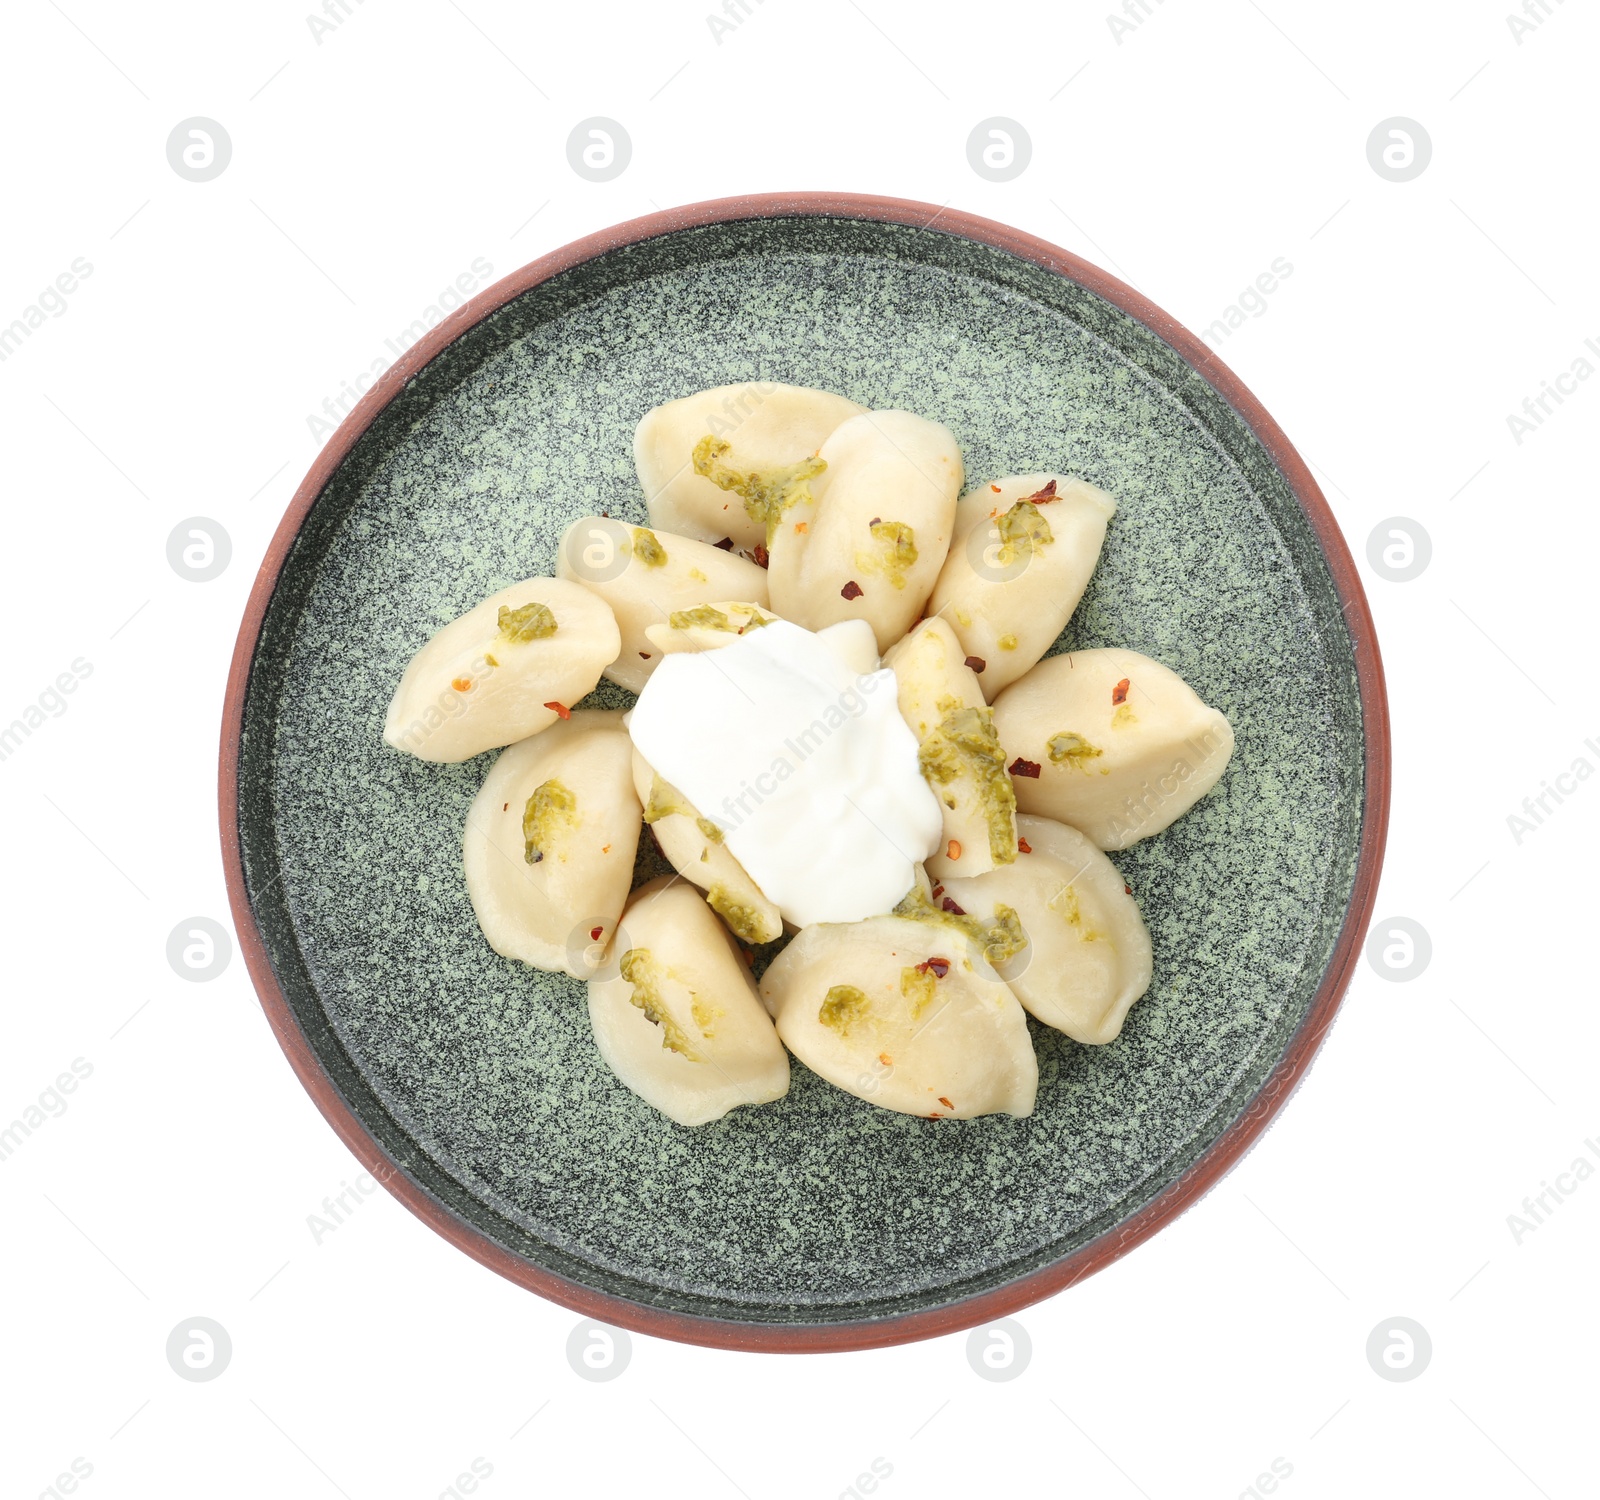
[927,474,1115,699]
[462,710,642,977]
[555,517,771,693]
[641,600,777,656]
[938,815,1152,1044]
[765,410,963,652]
[641,608,879,683]
[631,748,783,944]
[760,915,1037,1119]
[990,648,1234,850]
[383,577,620,763]
[586,877,790,1126]
[883,618,1018,880]
[634,382,867,551]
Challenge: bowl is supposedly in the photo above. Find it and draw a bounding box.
[220,193,1388,1351]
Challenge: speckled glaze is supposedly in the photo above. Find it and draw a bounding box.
[225,200,1383,1349]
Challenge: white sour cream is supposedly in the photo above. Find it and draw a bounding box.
[628,619,943,928]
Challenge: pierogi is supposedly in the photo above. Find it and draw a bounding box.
[991,648,1234,850]
[556,516,771,693]
[634,382,867,551]
[384,577,620,763]
[587,878,790,1126]
[761,915,1037,1120]
[630,748,783,944]
[938,815,1152,1044]
[766,410,963,651]
[883,618,1018,880]
[462,710,642,978]
[928,474,1116,698]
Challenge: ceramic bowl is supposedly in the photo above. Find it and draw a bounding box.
[221,194,1388,1351]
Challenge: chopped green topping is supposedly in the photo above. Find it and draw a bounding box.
[994,500,1053,564]
[998,633,1018,651]
[1112,703,1138,729]
[819,984,871,1036]
[619,948,701,1060]
[707,883,767,943]
[893,887,1028,967]
[497,601,558,642]
[858,519,918,589]
[1047,731,1103,770]
[522,779,577,864]
[631,527,669,568]
[696,816,725,845]
[668,604,733,632]
[642,774,691,825]
[917,705,1018,864]
[692,434,827,543]
[900,964,938,1019]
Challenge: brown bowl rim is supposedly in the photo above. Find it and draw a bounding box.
[219,191,1390,1353]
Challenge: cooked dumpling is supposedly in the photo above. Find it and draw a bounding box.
[760,915,1037,1119]
[630,748,782,944]
[556,517,771,693]
[766,410,963,652]
[991,648,1234,850]
[462,710,641,977]
[641,600,777,656]
[383,577,620,763]
[883,618,1017,880]
[938,815,1152,1044]
[587,878,790,1126]
[635,382,867,551]
[928,474,1115,699]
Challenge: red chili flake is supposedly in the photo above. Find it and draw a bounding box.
[713,536,734,550]
[544,700,571,720]
[916,957,951,979]
[639,651,652,659]
[964,655,987,673]
[868,516,881,526]
[1124,883,1133,895]
[989,484,1002,493]
[930,883,945,901]
[1009,757,1041,778]
[841,580,864,600]
[753,543,769,569]
[940,896,966,916]
[938,1096,954,1109]
[1025,479,1060,504]
[589,926,604,942]
[451,676,472,693]
[1112,677,1131,706]
[502,803,509,813]
[1017,836,1032,854]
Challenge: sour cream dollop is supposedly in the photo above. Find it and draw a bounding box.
[628,619,943,928]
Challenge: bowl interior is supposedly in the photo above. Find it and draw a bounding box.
[237,214,1365,1331]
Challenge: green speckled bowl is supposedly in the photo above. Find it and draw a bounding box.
[222,195,1388,1351]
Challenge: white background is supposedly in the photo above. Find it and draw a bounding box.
[2,0,1597,1495]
